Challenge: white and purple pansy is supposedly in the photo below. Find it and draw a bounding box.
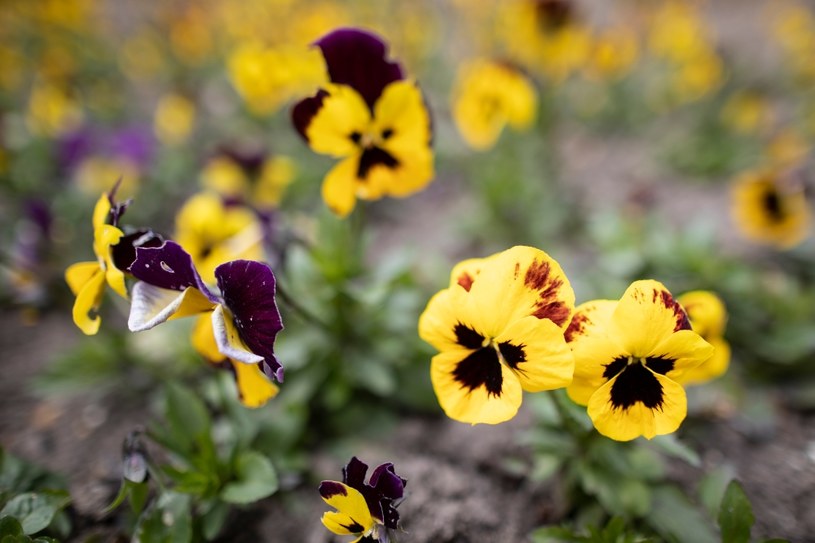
[127,240,285,382]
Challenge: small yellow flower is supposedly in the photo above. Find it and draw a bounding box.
[676,291,730,385]
[26,82,83,138]
[566,280,714,441]
[451,59,537,151]
[154,93,196,146]
[730,168,811,249]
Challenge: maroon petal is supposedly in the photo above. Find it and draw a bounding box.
[130,241,217,301]
[291,89,329,143]
[343,456,369,489]
[111,229,164,272]
[318,480,349,500]
[370,463,406,501]
[215,260,284,382]
[315,28,404,110]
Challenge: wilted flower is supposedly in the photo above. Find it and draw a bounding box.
[292,28,434,217]
[128,241,284,406]
[64,187,161,335]
[419,246,575,425]
[676,290,730,385]
[319,456,406,542]
[566,280,714,441]
[451,59,537,151]
[730,167,811,249]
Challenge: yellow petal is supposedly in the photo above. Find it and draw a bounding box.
[320,483,373,536]
[372,79,432,158]
[678,290,727,338]
[464,246,575,338]
[608,280,689,357]
[306,83,371,158]
[231,361,279,408]
[588,371,687,441]
[92,192,111,230]
[93,224,126,298]
[493,315,573,392]
[211,304,264,365]
[128,283,215,332]
[675,336,730,386]
[191,313,223,361]
[418,288,472,353]
[648,329,714,381]
[321,156,359,217]
[65,261,101,296]
[430,350,523,424]
[448,255,497,292]
[71,267,106,335]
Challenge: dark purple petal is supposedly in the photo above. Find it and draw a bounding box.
[318,480,349,500]
[109,125,155,167]
[343,457,369,489]
[215,260,284,382]
[315,28,404,110]
[130,241,217,301]
[111,229,164,272]
[370,463,406,501]
[291,89,329,142]
[57,128,94,172]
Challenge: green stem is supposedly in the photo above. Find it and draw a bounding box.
[275,279,332,332]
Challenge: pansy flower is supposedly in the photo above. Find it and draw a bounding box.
[566,280,714,441]
[65,187,161,335]
[292,28,434,217]
[676,290,730,385]
[451,59,537,151]
[730,168,811,249]
[419,246,575,425]
[319,456,406,542]
[174,191,265,284]
[127,241,283,406]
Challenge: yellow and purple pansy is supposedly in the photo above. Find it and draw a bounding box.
[419,246,575,425]
[319,456,406,543]
[292,28,434,217]
[565,280,714,441]
[127,240,283,406]
[64,187,162,335]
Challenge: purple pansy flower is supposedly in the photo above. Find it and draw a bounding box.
[127,240,284,382]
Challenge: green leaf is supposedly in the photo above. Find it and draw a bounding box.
[650,434,701,467]
[649,486,717,543]
[200,500,230,541]
[0,517,24,537]
[718,481,754,543]
[133,492,192,543]
[220,451,278,504]
[0,492,70,535]
[164,382,211,449]
[698,465,735,518]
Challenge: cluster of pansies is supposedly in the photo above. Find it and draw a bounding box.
[419,246,727,442]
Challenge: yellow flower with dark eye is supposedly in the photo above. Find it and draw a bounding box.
[292,28,434,217]
[676,291,730,385]
[64,193,127,335]
[199,149,295,210]
[730,168,811,249]
[566,280,714,441]
[419,246,575,425]
[451,59,537,151]
[174,192,264,285]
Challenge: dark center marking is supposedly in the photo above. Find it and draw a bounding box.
[357,146,399,179]
[452,347,503,397]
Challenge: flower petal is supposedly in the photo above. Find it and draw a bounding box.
[608,280,690,357]
[430,349,523,424]
[321,156,360,217]
[92,192,112,230]
[648,329,714,381]
[588,369,687,441]
[65,261,100,296]
[70,266,106,335]
[128,282,215,332]
[493,315,574,392]
[677,337,730,385]
[315,28,404,109]
[93,224,126,298]
[319,481,374,536]
[215,260,284,381]
[129,241,217,301]
[465,246,575,337]
[211,304,264,366]
[418,288,475,353]
[191,313,223,361]
[448,255,495,292]
[231,359,280,408]
[301,83,371,157]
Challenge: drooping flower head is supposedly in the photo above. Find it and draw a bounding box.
[319,456,406,542]
[64,185,161,335]
[676,290,730,385]
[419,246,575,425]
[566,280,714,441]
[127,241,283,406]
[292,28,434,217]
[451,59,537,151]
[730,167,811,249]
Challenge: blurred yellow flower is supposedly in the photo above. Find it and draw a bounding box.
[720,92,775,135]
[174,192,265,284]
[451,59,537,151]
[766,129,810,168]
[169,7,213,66]
[676,291,730,385]
[772,3,815,81]
[586,27,639,81]
[228,43,326,115]
[119,30,167,81]
[200,154,296,209]
[730,168,811,249]
[25,82,84,138]
[74,157,140,200]
[154,93,196,146]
